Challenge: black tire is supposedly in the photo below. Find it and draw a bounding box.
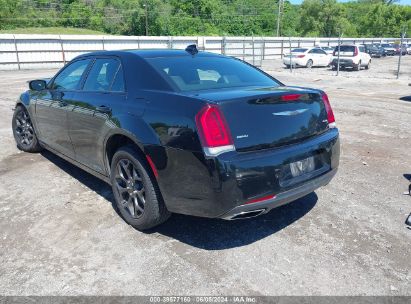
[306,59,313,68]
[110,145,170,230]
[12,105,42,153]
[284,64,290,69]
[356,61,361,71]
[365,60,370,70]
[331,65,337,71]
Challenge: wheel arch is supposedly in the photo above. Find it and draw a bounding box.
[103,129,162,181]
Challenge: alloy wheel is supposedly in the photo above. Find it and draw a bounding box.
[14,109,34,146]
[114,159,146,219]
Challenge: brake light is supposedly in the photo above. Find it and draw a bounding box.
[244,194,276,205]
[297,54,305,58]
[281,94,302,101]
[333,50,336,56]
[195,105,235,156]
[321,93,336,128]
[354,47,358,56]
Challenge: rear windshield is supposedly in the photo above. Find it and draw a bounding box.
[147,56,279,92]
[291,48,307,53]
[337,46,355,52]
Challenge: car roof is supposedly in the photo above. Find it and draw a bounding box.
[75,49,225,59]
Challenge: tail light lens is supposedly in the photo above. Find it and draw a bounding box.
[354,47,358,56]
[321,93,336,128]
[297,54,305,58]
[195,105,235,156]
[333,50,336,56]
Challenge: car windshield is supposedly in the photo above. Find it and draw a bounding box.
[291,48,307,53]
[147,56,280,92]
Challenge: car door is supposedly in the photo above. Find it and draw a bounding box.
[358,45,369,64]
[66,56,127,174]
[35,58,92,158]
[307,49,319,66]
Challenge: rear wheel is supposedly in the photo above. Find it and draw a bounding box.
[306,59,313,68]
[12,105,42,153]
[365,60,371,70]
[356,61,361,71]
[110,146,170,230]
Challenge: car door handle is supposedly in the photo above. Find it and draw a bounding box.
[96,105,112,114]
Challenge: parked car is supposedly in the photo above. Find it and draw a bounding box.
[393,43,407,55]
[379,43,396,56]
[330,44,371,71]
[12,46,340,230]
[318,46,335,55]
[362,44,386,58]
[283,47,332,68]
[406,44,411,55]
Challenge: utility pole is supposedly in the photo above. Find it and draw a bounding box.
[143,3,149,36]
[289,35,292,73]
[396,26,406,79]
[276,0,282,37]
[336,28,342,76]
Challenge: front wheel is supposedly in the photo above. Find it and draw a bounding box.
[110,146,170,230]
[12,105,42,153]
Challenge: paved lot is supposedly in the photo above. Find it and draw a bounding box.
[0,60,410,295]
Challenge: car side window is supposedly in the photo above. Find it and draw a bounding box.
[359,46,365,53]
[111,65,125,92]
[83,58,121,92]
[51,59,91,90]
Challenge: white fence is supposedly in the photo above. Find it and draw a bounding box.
[0,34,409,70]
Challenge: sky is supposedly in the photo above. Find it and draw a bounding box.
[289,0,411,4]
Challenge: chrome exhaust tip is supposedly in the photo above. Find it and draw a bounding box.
[227,209,266,220]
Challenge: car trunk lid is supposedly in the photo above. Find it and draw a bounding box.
[194,86,331,152]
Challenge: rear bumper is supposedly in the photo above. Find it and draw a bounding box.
[283,58,306,66]
[220,167,337,219]
[157,128,340,218]
[331,58,356,67]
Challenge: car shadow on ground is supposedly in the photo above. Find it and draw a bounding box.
[153,194,317,250]
[41,150,318,250]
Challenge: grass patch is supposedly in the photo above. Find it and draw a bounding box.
[0,27,107,35]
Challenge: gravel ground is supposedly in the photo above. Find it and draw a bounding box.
[0,60,410,296]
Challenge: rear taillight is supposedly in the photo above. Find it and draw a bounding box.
[333,50,336,56]
[297,54,305,58]
[321,93,336,128]
[354,47,358,56]
[195,105,235,156]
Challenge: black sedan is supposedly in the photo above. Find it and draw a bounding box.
[12,46,340,230]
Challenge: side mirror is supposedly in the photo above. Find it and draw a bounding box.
[29,80,47,91]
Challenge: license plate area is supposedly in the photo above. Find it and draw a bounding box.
[290,156,315,177]
[279,152,329,187]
